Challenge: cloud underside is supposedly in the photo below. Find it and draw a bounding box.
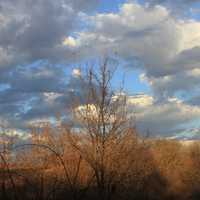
[128,94,200,138]
[0,0,200,138]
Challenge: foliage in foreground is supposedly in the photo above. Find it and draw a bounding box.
[2,129,200,200]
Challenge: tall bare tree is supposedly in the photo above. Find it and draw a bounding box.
[66,59,138,200]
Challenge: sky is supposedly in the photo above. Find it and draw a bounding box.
[0,0,200,139]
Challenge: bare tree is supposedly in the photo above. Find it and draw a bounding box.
[66,59,138,200]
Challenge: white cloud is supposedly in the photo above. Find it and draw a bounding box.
[73,2,200,100]
[127,94,154,107]
[180,21,200,51]
[127,94,200,136]
[73,93,200,137]
[43,92,62,104]
[63,36,78,48]
[72,68,81,78]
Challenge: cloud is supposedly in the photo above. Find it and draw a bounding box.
[0,0,100,70]
[144,0,200,15]
[72,68,81,77]
[0,68,67,130]
[0,0,100,132]
[127,94,200,137]
[74,92,200,137]
[73,2,200,100]
[63,36,78,48]
[0,0,199,138]
[145,0,198,7]
[63,2,200,137]
[73,3,180,75]
[0,65,93,131]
